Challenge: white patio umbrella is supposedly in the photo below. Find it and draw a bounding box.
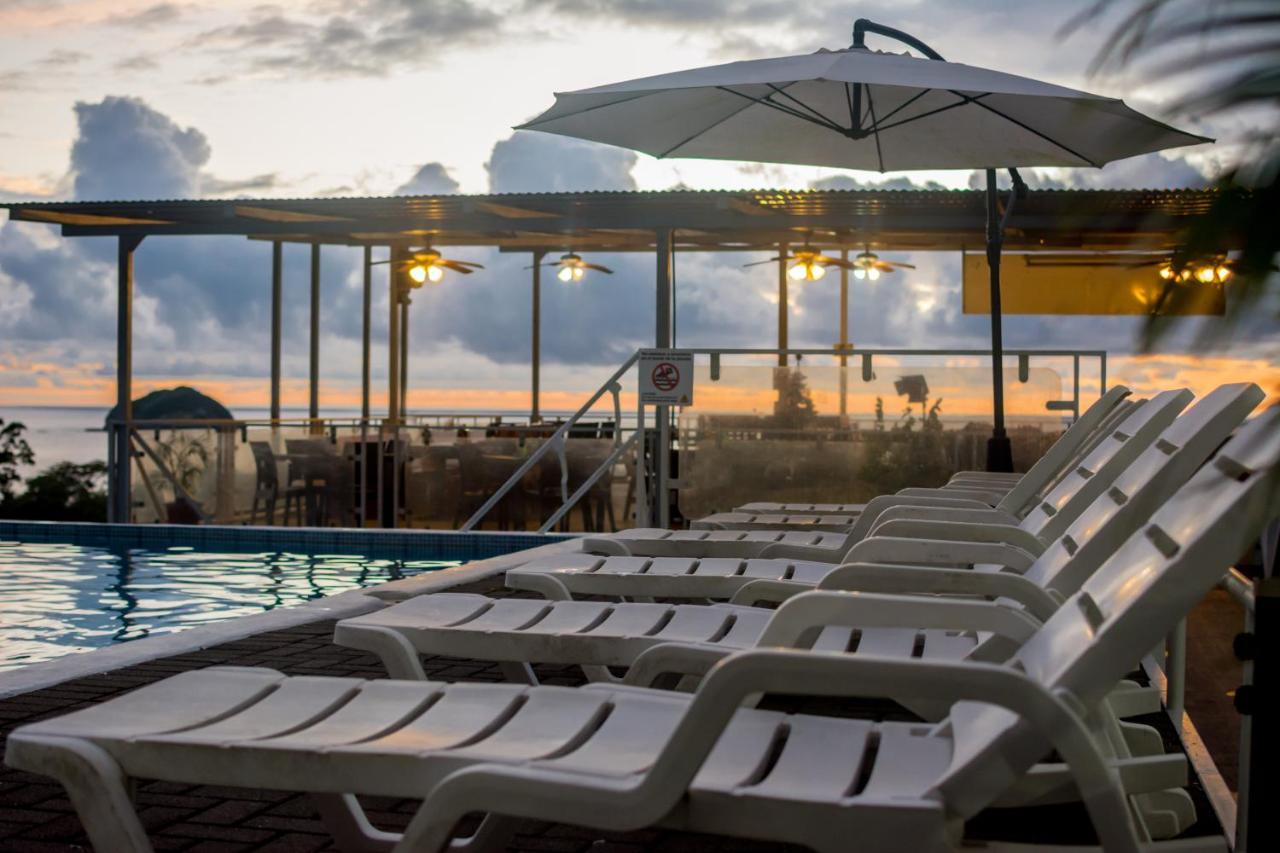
[517,18,1210,469]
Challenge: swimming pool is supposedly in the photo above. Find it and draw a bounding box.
[0,523,568,671]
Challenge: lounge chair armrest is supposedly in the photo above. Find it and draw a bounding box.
[816,563,1063,623]
[849,494,1003,544]
[898,486,1004,506]
[727,579,812,606]
[842,536,1039,572]
[622,643,732,687]
[867,519,1046,557]
[756,590,1041,648]
[870,505,1021,529]
[414,650,1141,853]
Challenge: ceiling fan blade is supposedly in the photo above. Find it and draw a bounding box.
[742,257,783,267]
[440,260,475,273]
[582,263,613,274]
[885,260,916,270]
[451,260,486,270]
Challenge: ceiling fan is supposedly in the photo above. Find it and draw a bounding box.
[743,243,914,281]
[528,251,614,282]
[374,248,484,285]
[851,249,915,280]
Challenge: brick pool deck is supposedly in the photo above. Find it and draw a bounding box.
[0,579,1242,852]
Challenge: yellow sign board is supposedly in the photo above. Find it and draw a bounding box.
[962,253,1226,316]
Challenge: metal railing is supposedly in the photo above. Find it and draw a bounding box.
[467,345,1107,533]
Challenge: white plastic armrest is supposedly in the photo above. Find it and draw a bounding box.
[871,505,1022,529]
[728,578,813,605]
[851,494,1003,544]
[413,650,1141,853]
[898,486,1004,506]
[817,562,1063,623]
[756,590,1042,648]
[622,643,732,687]
[841,536,1039,573]
[867,518,1047,557]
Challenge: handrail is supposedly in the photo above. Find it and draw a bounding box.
[461,351,642,530]
[539,432,639,533]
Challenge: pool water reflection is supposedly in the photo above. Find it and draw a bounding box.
[0,540,458,670]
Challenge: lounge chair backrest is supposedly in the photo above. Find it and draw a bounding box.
[936,405,1280,818]
[1025,382,1263,597]
[996,385,1131,515]
[1016,389,1192,542]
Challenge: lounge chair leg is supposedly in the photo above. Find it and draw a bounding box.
[447,813,520,851]
[312,792,400,852]
[499,662,539,685]
[6,735,153,852]
[340,625,429,680]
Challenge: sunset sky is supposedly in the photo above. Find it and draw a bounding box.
[1,0,1277,415]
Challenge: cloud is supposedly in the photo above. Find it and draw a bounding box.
[113,54,160,73]
[37,48,88,68]
[70,96,209,200]
[486,132,637,193]
[394,162,459,195]
[809,174,948,191]
[103,2,188,28]
[967,152,1208,190]
[189,0,501,81]
[200,172,282,196]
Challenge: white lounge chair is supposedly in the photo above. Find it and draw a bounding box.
[334,384,1262,697]
[503,389,1192,601]
[731,386,1131,517]
[10,405,1277,853]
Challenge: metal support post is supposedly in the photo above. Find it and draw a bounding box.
[308,243,321,425]
[270,241,282,423]
[110,234,143,523]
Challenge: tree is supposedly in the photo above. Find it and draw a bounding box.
[1069,1,1280,348]
[2,461,108,522]
[772,367,818,431]
[0,419,35,501]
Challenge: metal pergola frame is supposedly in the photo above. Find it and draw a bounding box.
[0,186,1247,522]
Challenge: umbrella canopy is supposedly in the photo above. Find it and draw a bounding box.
[520,19,1210,474]
[519,46,1208,172]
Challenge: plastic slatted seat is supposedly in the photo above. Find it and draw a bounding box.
[12,404,1279,852]
[336,385,1262,703]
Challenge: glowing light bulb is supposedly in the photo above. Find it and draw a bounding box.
[1158,266,1173,280]
[572,267,585,281]
[788,262,807,281]
[867,267,881,281]
[809,263,826,280]
[408,264,428,284]
[1215,265,1232,283]
[558,266,574,282]
[426,264,444,283]
[853,268,867,280]
[1196,266,1216,284]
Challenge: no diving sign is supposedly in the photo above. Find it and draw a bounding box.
[639,349,694,406]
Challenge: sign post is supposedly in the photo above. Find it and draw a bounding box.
[638,349,693,528]
[639,349,694,407]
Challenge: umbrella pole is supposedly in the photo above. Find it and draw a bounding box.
[985,168,1014,472]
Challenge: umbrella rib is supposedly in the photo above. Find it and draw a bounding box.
[865,84,885,172]
[873,92,991,133]
[964,98,1102,166]
[717,86,847,134]
[516,91,659,128]
[873,89,932,126]
[656,94,759,158]
[764,83,848,132]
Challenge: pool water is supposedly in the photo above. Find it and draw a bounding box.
[0,540,459,671]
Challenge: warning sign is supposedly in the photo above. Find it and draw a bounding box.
[639,349,694,406]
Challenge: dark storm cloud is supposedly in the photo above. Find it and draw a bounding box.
[70,96,209,200]
[394,162,460,195]
[190,0,500,80]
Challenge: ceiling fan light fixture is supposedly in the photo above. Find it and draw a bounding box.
[408,264,429,284]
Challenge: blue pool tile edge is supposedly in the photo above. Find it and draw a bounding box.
[0,520,578,562]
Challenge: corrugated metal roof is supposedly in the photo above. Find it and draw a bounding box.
[0,187,1243,252]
